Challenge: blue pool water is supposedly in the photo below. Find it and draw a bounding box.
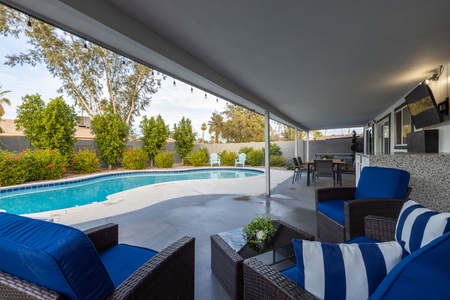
[0,168,263,215]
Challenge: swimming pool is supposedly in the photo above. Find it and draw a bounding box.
[0,168,263,215]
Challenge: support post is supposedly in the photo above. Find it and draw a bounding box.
[265,110,271,197]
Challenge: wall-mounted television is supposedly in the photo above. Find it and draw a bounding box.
[405,82,442,129]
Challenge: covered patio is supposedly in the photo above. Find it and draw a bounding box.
[71,171,356,299]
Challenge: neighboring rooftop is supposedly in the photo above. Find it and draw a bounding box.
[0,119,94,140]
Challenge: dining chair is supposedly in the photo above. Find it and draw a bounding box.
[313,159,335,187]
[291,157,308,183]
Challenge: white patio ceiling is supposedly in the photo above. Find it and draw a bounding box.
[2,0,450,130]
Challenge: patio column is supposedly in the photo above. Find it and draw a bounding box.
[306,131,310,161]
[265,110,270,196]
[294,127,298,158]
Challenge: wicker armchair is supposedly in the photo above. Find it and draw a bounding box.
[0,223,195,300]
[243,215,396,300]
[315,166,411,243]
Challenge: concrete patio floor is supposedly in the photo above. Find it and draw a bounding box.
[70,168,356,299]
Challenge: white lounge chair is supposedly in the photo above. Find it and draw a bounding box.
[235,153,246,167]
[210,153,221,166]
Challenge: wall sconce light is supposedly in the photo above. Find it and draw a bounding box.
[438,97,449,116]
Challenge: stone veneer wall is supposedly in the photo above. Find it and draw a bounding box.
[369,154,450,212]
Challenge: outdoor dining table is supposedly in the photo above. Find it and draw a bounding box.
[306,159,345,186]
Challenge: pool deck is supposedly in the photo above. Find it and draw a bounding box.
[64,167,356,300]
[50,167,287,225]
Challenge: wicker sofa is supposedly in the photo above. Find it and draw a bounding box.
[0,213,195,299]
[244,213,450,300]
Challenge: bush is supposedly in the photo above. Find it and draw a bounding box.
[220,150,237,166]
[246,150,264,166]
[185,148,209,167]
[0,150,27,186]
[71,149,101,174]
[20,149,67,181]
[121,147,148,170]
[154,151,175,168]
[263,143,282,156]
[270,154,286,167]
[238,146,254,155]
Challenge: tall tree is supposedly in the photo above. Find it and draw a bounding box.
[140,115,170,166]
[173,117,196,163]
[200,122,207,144]
[311,130,323,141]
[0,83,11,116]
[90,111,129,170]
[208,112,223,144]
[0,6,159,125]
[15,94,78,156]
[221,106,265,142]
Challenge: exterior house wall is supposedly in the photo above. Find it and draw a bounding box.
[364,62,450,211]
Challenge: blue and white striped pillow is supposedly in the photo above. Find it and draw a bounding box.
[396,199,450,254]
[292,239,403,300]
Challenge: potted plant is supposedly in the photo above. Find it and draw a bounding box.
[243,214,276,251]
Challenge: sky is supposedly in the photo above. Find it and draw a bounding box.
[0,33,362,140]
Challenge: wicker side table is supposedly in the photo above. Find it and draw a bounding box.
[211,220,314,300]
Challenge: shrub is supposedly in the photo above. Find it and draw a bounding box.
[185,148,209,167]
[154,151,175,168]
[71,149,101,174]
[263,143,282,157]
[270,154,286,167]
[220,150,237,166]
[20,149,67,181]
[246,150,264,166]
[238,146,254,155]
[0,150,27,186]
[121,147,148,170]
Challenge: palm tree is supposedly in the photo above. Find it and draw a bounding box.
[0,84,12,116]
[200,122,207,144]
[208,112,223,144]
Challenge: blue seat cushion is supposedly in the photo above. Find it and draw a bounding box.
[292,238,403,300]
[0,213,115,300]
[318,200,346,224]
[281,265,297,282]
[369,231,450,299]
[346,236,380,244]
[355,167,410,200]
[100,244,158,287]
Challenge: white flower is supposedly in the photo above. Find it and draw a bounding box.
[256,230,264,240]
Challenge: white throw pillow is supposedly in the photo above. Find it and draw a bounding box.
[395,199,450,254]
[292,239,403,300]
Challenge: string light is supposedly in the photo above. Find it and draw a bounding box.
[204,93,207,99]
[191,86,194,93]
[216,98,219,103]
[173,80,176,87]
[150,71,155,80]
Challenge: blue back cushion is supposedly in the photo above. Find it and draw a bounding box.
[0,213,115,300]
[369,231,450,299]
[355,167,410,200]
[100,244,158,287]
[317,200,346,224]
